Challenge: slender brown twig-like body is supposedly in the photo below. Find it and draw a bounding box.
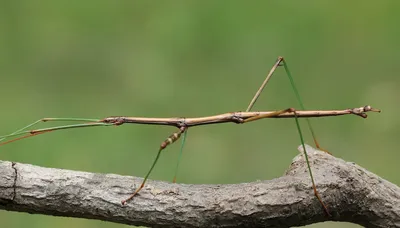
[101,105,380,127]
[0,106,380,148]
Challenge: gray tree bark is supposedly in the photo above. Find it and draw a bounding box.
[0,145,399,227]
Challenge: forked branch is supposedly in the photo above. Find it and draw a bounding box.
[0,145,398,227]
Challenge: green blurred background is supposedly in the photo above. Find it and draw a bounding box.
[0,1,398,227]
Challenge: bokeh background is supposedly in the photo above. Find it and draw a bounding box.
[1,1,399,228]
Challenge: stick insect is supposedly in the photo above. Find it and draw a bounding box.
[0,57,380,216]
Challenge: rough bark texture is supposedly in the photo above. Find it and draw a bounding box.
[0,145,399,227]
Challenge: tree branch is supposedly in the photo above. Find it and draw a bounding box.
[0,145,399,227]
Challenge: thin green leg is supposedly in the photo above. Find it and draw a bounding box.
[292,110,330,216]
[121,127,186,205]
[0,118,112,146]
[281,59,328,152]
[173,129,188,183]
[282,58,330,215]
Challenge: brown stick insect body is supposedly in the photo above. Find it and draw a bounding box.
[0,57,381,215]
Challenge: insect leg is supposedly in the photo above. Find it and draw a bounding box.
[121,126,187,205]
